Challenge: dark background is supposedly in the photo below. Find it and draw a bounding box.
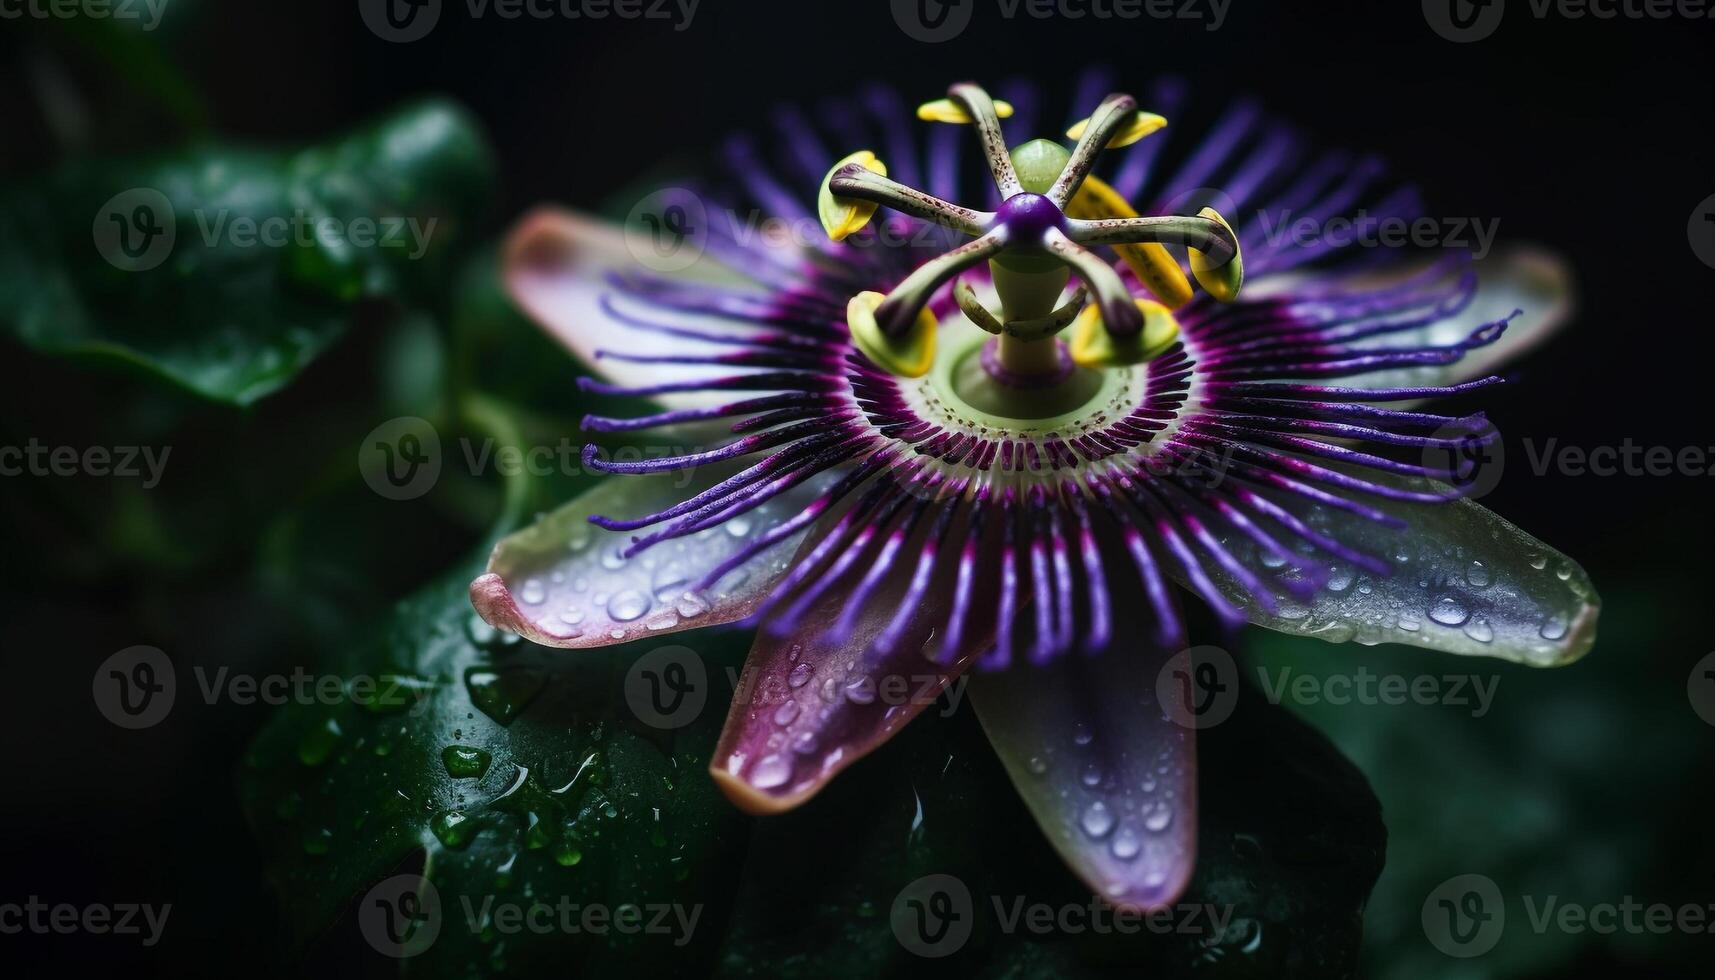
[2,0,1711,976]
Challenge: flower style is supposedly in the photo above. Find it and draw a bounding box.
[470,75,1599,912]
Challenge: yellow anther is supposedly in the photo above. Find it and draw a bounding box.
[1189,207,1244,303]
[915,98,1016,124]
[1068,299,1182,369]
[847,291,936,378]
[1066,175,1194,309]
[1065,111,1167,149]
[817,151,887,242]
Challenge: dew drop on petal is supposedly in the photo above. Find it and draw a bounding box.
[1528,553,1548,570]
[1465,561,1491,588]
[1540,616,1568,640]
[725,516,753,538]
[1110,827,1142,860]
[1429,596,1469,627]
[1463,618,1494,643]
[1326,566,1354,592]
[773,701,801,726]
[1144,806,1173,833]
[750,754,792,790]
[606,590,651,622]
[787,662,813,689]
[520,580,546,605]
[1080,801,1115,839]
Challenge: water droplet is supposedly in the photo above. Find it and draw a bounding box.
[430,810,475,849]
[442,745,493,779]
[675,592,710,618]
[1396,616,1421,632]
[600,545,627,570]
[789,731,818,755]
[1528,553,1548,570]
[559,607,585,625]
[296,718,343,767]
[1555,564,1573,581]
[1540,616,1568,640]
[1465,561,1491,588]
[1428,596,1469,627]
[772,701,801,726]
[606,590,651,622]
[1073,724,1094,747]
[1463,618,1494,643]
[566,526,591,552]
[787,662,813,688]
[520,579,546,605]
[1080,763,1103,788]
[1278,602,1309,621]
[1080,802,1115,839]
[1027,756,1048,776]
[554,838,583,867]
[1110,827,1142,860]
[725,517,753,538]
[1144,805,1173,833]
[750,754,793,790]
[1326,567,1353,592]
[843,677,876,705]
[464,667,547,726]
[1259,551,1287,569]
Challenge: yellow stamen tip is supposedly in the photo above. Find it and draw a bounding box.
[1189,206,1244,303]
[1066,111,1168,149]
[1066,175,1194,309]
[847,291,936,378]
[916,98,1015,124]
[1069,299,1182,369]
[818,150,887,242]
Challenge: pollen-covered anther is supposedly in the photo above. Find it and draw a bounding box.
[1065,109,1168,148]
[848,290,936,378]
[916,97,1016,124]
[817,150,887,242]
[1069,298,1181,368]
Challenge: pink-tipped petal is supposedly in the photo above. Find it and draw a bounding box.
[709,543,996,814]
[969,627,1197,914]
[471,470,830,648]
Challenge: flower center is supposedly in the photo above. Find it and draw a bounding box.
[822,81,1244,419]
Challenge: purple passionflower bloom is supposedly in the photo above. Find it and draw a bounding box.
[470,76,1598,912]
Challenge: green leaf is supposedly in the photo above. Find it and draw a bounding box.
[0,100,495,405]
[238,557,751,977]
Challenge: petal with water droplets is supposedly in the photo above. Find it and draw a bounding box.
[470,470,827,649]
[970,636,1197,914]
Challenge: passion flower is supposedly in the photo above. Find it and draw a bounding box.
[471,75,1598,912]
